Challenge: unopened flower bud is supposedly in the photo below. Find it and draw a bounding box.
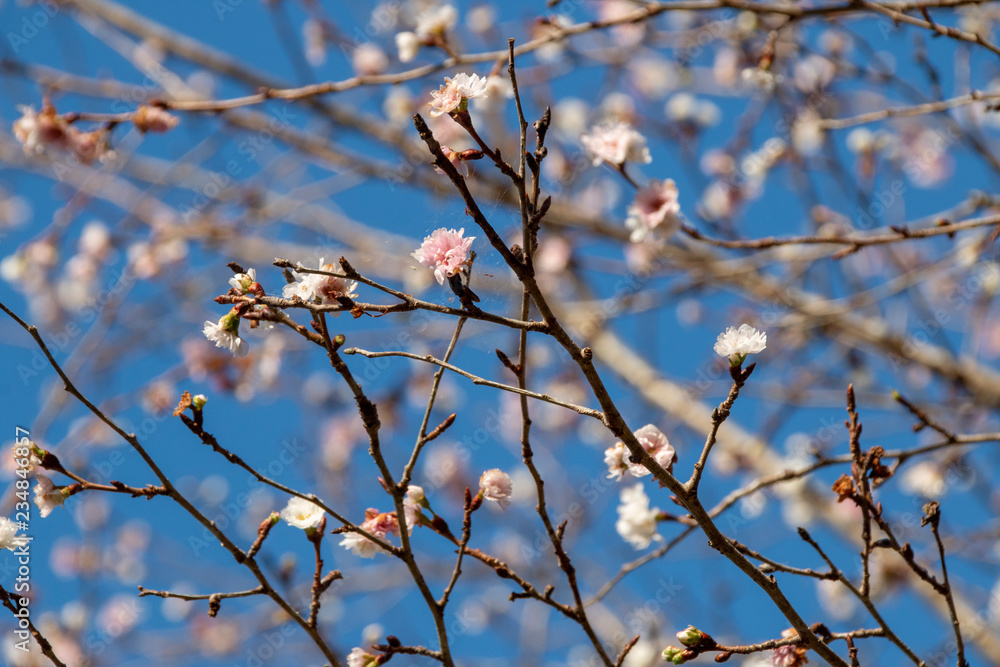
[662,646,688,664]
[676,626,703,647]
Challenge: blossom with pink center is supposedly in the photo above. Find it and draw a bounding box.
[626,179,682,242]
[434,145,469,177]
[479,468,512,510]
[581,122,651,167]
[429,73,489,117]
[604,424,676,479]
[68,128,112,165]
[34,473,68,518]
[411,227,475,285]
[365,510,400,537]
[340,508,400,558]
[282,258,359,304]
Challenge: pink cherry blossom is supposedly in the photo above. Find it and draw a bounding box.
[626,179,682,242]
[581,122,651,167]
[479,468,512,509]
[604,424,676,479]
[411,227,475,285]
[429,73,489,117]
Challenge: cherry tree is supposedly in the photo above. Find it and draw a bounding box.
[2,1,1000,666]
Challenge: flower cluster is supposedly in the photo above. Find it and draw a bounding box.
[341,485,425,558]
[13,103,114,165]
[604,424,676,480]
[580,122,651,167]
[714,323,767,366]
[428,72,489,117]
[282,258,359,304]
[615,484,661,549]
[626,179,682,243]
[411,227,475,285]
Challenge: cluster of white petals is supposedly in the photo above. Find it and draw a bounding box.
[402,485,425,530]
[0,517,28,551]
[34,473,67,518]
[615,484,661,550]
[203,311,249,357]
[280,497,325,530]
[714,323,767,365]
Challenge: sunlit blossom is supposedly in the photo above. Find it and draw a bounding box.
[714,324,767,366]
[429,72,489,116]
[411,227,475,285]
[0,517,28,551]
[279,497,325,530]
